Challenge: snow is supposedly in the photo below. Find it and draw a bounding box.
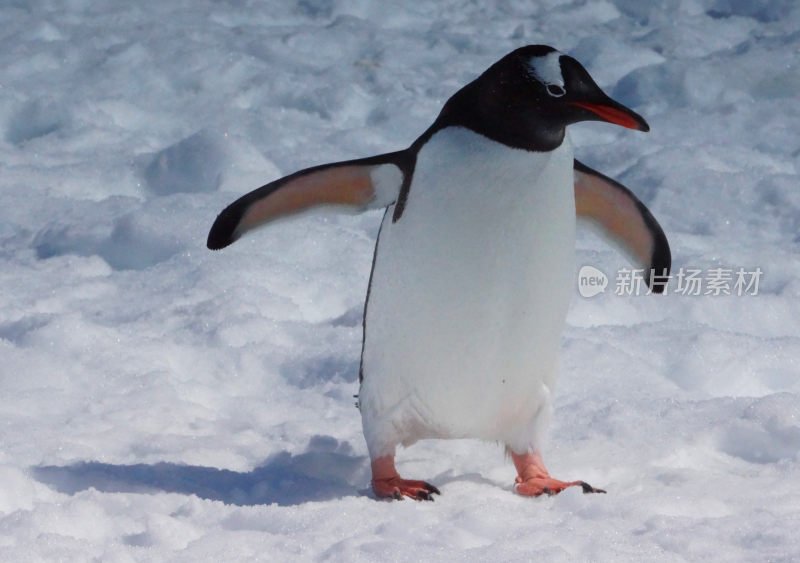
[0,0,798,560]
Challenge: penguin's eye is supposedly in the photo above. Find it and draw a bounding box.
[546,84,566,97]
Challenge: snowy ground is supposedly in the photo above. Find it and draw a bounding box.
[1,0,799,560]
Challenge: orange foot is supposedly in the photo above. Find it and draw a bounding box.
[370,455,441,501]
[511,451,606,497]
[515,475,605,496]
[372,476,441,501]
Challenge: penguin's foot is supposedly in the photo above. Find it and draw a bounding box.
[511,450,606,497]
[514,476,605,496]
[370,455,441,501]
[372,476,441,501]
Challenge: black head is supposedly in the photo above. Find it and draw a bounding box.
[431,45,649,152]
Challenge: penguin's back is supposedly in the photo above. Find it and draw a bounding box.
[360,127,576,457]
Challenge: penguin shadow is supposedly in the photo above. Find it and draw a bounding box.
[32,435,369,507]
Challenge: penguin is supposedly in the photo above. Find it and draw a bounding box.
[207,45,670,501]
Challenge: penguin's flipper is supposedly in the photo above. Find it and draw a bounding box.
[207,151,409,250]
[574,159,671,293]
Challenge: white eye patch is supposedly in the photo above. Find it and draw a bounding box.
[527,51,566,97]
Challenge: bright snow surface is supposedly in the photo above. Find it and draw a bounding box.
[1,1,799,561]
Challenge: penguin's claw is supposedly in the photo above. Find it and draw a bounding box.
[579,481,607,494]
[372,477,441,501]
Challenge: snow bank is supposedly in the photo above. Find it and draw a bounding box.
[0,0,798,560]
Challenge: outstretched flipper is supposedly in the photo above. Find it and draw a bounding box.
[207,151,412,250]
[574,159,671,292]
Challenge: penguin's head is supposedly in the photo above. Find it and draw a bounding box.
[520,45,649,132]
[437,45,649,151]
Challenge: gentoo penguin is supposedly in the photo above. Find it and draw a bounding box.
[207,45,670,501]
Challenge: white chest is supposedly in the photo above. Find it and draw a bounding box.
[376,127,575,339]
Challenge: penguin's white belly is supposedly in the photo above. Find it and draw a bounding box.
[360,128,575,457]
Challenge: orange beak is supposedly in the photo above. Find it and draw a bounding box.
[569,101,650,132]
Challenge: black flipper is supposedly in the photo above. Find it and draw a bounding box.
[574,159,671,292]
[207,151,412,250]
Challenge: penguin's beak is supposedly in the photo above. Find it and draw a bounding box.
[569,97,650,132]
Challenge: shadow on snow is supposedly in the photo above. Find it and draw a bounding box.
[32,436,369,506]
